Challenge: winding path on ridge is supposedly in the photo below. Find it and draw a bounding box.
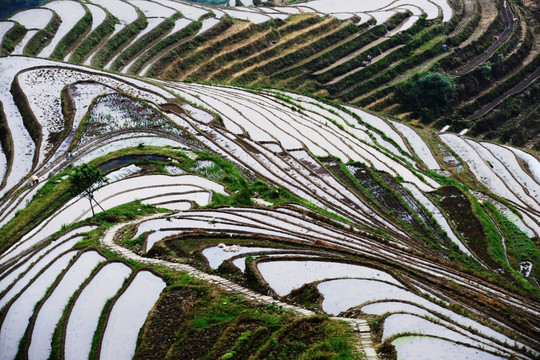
[467,65,540,120]
[452,0,515,76]
[101,216,380,360]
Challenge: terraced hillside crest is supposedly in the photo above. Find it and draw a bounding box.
[0,0,539,360]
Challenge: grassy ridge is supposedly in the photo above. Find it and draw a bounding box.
[155,14,322,80]
[446,2,481,47]
[273,23,384,84]
[461,52,540,116]
[454,28,534,108]
[317,18,432,86]
[167,20,274,79]
[24,11,61,56]
[9,77,42,168]
[130,20,202,75]
[50,1,92,60]
[188,28,279,80]
[236,22,359,84]
[150,17,235,78]
[263,12,408,89]
[70,10,117,64]
[439,9,505,71]
[92,8,148,69]
[0,103,13,189]
[468,80,540,147]
[346,37,444,103]
[110,13,183,72]
[135,286,359,360]
[213,17,340,83]
[0,22,27,56]
[485,202,540,279]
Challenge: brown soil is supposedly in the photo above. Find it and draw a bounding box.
[379,172,449,244]
[430,186,499,269]
[201,318,265,360]
[167,323,230,360]
[133,287,201,360]
[343,162,439,251]
[283,282,324,312]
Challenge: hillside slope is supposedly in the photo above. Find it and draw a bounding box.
[0,1,539,360]
[1,0,536,146]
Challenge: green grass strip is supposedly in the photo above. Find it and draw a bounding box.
[92,8,148,69]
[24,11,61,56]
[130,20,202,75]
[345,36,444,103]
[70,10,118,64]
[315,16,429,85]
[243,21,359,80]
[110,13,181,72]
[484,202,540,281]
[0,22,27,56]
[148,17,234,78]
[50,1,93,60]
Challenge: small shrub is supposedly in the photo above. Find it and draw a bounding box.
[394,71,453,122]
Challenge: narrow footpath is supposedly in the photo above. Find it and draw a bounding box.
[467,66,540,120]
[101,216,379,360]
[453,0,515,76]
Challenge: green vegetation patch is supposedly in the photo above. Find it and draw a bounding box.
[0,22,27,56]
[50,1,92,60]
[131,20,202,75]
[484,202,540,280]
[0,102,13,188]
[394,71,453,122]
[317,18,430,85]
[429,186,497,267]
[154,289,361,360]
[70,10,118,64]
[237,20,359,84]
[111,13,182,72]
[24,10,61,56]
[92,8,148,68]
[158,16,235,79]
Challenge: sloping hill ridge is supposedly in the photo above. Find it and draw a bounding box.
[2,0,537,146]
[0,1,539,360]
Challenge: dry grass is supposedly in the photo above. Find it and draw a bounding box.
[226,17,338,83]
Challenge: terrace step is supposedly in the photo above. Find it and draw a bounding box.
[102,217,383,358]
[102,217,315,316]
[332,317,378,359]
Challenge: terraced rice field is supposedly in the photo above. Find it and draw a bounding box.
[0,0,539,359]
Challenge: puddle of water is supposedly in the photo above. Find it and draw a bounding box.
[392,335,502,360]
[202,245,283,269]
[100,155,168,172]
[100,271,165,360]
[258,260,400,297]
[28,251,105,360]
[64,263,131,360]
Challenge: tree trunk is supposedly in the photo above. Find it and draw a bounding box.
[88,196,95,217]
[92,195,106,213]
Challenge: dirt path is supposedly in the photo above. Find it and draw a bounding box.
[467,65,540,119]
[326,44,404,85]
[348,40,446,105]
[313,36,388,76]
[101,217,379,359]
[448,0,476,37]
[453,0,515,76]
